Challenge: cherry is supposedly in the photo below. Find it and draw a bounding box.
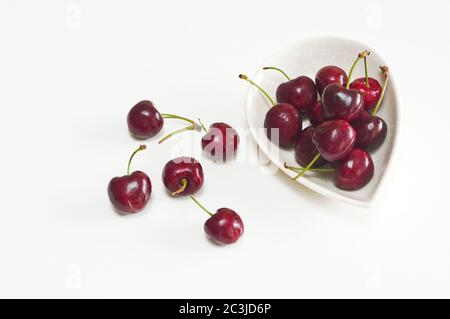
[127,100,163,139]
[191,196,244,245]
[263,66,317,114]
[201,121,239,162]
[127,100,201,141]
[335,148,374,190]
[107,145,151,214]
[308,100,326,127]
[349,52,382,111]
[322,51,369,122]
[294,126,327,168]
[315,65,348,95]
[162,157,204,196]
[291,119,356,180]
[239,74,302,148]
[352,66,389,150]
[313,120,356,161]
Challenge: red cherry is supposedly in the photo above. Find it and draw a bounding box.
[201,122,239,162]
[295,126,327,168]
[350,77,382,111]
[335,148,374,190]
[312,120,356,162]
[127,101,163,139]
[308,100,326,127]
[108,145,151,214]
[191,196,244,245]
[162,157,204,196]
[315,65,347,95]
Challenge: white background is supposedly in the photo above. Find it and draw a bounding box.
[1,0,449,298]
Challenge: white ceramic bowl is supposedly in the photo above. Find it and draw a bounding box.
[245,37,399,206]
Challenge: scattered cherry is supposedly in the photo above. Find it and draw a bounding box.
[108,145,151,214]
[308,100,326,127]
[321,51,369,122]
[127,101,163,139]
[191,196,244,245]
[295,126,327,168]
[315,65,348,95]
[239,74,302,148]
[162,157,204,196]
[352,66,389,150]
[335,148,374,190]
[263,66,317,114]
[201,121,240,162]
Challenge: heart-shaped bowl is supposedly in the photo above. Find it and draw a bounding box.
[245,37,399,206]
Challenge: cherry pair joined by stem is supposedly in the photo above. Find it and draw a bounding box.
[191,196,244,245]
[162,157,204,196]
[108,145,151,214]
[127,100,201,143]
[263,67,317,115]
[239,74,302,148]
[321,51,370,122]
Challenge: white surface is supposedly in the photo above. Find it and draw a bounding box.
[0,0,449,298]
[246,37,399,206]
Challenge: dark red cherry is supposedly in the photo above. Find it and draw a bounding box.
[308,100,326,127]
[127,100,163,139]
[315,65,347,95]
[352,111,387,150]
[350,77,382,111]
[264,103,302,148]
[276,76,317,114]
[108,145,151,214]
[162,157,204,196]
[335,148,374,190]
[312,120,356,161]
[295,126,327,168]
[201,122,239,162]
[322,83,364,122]
[191,196,243,245]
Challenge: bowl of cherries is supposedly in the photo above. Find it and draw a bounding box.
[242,37,399,206]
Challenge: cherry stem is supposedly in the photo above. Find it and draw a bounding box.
[198,118,208,132]
[191,196,214,217]
[158,125,196,144]
[262,66,291,81]
[161,113,195,125]
[284,162,333,173]
[127,145,146,175]
[346,50,370,89]
[291,153,321,180]
[364,57,369,87]
[239,74,276,106]
[172,178,187,196]
[371,66,389,116]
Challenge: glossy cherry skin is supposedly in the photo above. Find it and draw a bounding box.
[264,103,302,148]
[335,148,374,190]
[322,83,364,122]
[204,208,244,245]
[162,157,204,196]
[352,111,387,150]
[201,122,239,162]
[127,100,164,139]
[349,77,382,111]
[308,100,326,127]
[315,65,348,95]
[295,126,327,168]
[108,171,151,214]
[312,120,356,161]
[276,76,317,114]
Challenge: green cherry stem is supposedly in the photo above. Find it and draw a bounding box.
[262,66,291,80]
[191,196,214,217]
[239,74,276,106]
[198,118,208,132]
[158,125,195,144]
[172,178,188,196]
[364,56,370,87]
[158,114,201,144]
[161,113,195,124]
[371,66,389,116]
[291,153,321,180]
[284,162,334,173]
[127,145,146,175]
[346,50,370,89]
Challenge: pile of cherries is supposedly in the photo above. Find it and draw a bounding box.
[107,100,243,245]
[239,50,390,190]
